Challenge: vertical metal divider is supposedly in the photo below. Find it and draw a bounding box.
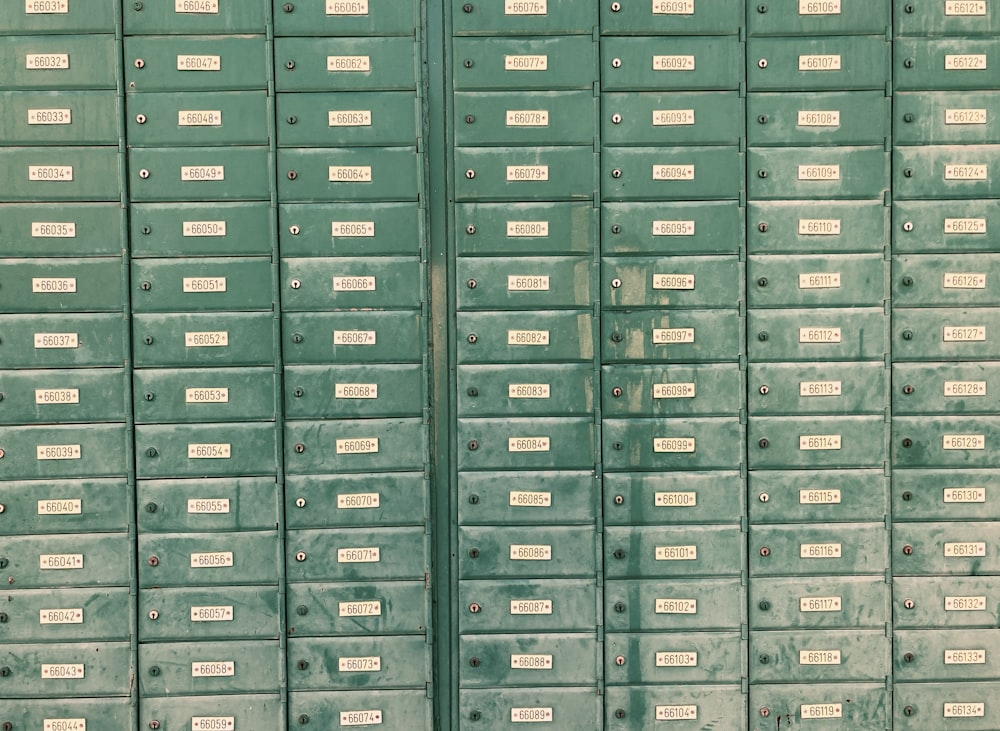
[885,6,895,724]
[740,16,751,727]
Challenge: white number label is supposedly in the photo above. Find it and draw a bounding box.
[946,595,988,611]
[329,110,372,127]
[655,491,697,507]
[799,54,841,70]
[506,110,549,127]
[653,328,695,344]
[945,218,987,234]
[510,707,553,723]
[653,55,695,71]
[337,547,381,563]
[336,438,379,454]
[653,273,695,290]
[799,650,841,665]
[39,608,83,625]
[798,110,841,126]
[800,596,842,612]
[29,166,72,181]
[945,649,986,664]
[338,656,381,672]
[185,388,229,404]
[944,487,987,502]
[183,277,226,293]
[37,499,82,515]
[190,606,233,622]
[801,704,842,719]
[653,165,695,181]
[183,221,226,237]
[510,544,552,560]
[653,0,695,13]
[39,554,83,570]
[34,332,78,349]
[333,276,376,292]
[332,221,375,237]
[177,55,220,71]
[327,56,370,72]
[188,444,231,459]
[799,272,841,289]
[340,711,383,727]
[41,664,84,679]
[799,489,841,504]
[653,437,696,453]
[653,219,696,236]
[508,329,550,345]
[799,0,841,11]
[800,327,841,343]
[327,0,369,14]
[943,325,987,341]
[334,330,377,345]
[943,434,986,450]
[28,109,71,125]
[947,108,988,124]
[653,382,696,399]
[190,552,233,568]
[35,388,79,404]
[508,384,550,399]
[656,545,697,560]
[799,381,842,397]
[653,109,695,126]
[336,383,378,399]
[799,434,842,450]
[181,166,224,181]
[946,54,987,69]
[37,444,81,460]
[507,221,549,237]
[510,654,553,669]
[655,598,697,614]
[337,493,380,509]
[507,165,549,181]
[187,499,230,514]
[32,222,76,238]
[509,490,552,507]
[176,0,219,12]
[25,0,69,13]
[944,272,987,288]
[799,218,841,235]
[944,381,987,397]
[339,601,381,617]
[505,55,548,70]
[178,110,222,127]
[509,599,553,615]
[798,164,840,180]
[329,166,372,182]
[185,331,228,347]
[44,719,86,731]
[507,275,550,291]
[945,164,988,179]
[944,542,987,557]
[192,661,234,677]
[800,543,842,558]
[32,278,76,294]
[944,702,986,718]
[508,437,550,452]
[656,652,697,667]
[192,719,234,730]
[946,0,987,12]
[26,54,69,70]
[656,706,698,721]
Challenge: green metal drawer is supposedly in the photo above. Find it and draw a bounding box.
[604,525,745,579]
[606,632,744,685]
[0,478,129,535]
[138,531,280,588]
[127,91,270,147]
[748,308,887,361]
[602,201,743,256]
[749,415,887,469]
[748,36,890,91]
[131,202,273,257]
[893,468,1000,521]
[748,200,888,254]
[138,586,280,641]
[133,312,275,367]
[894,576,1000,629]
[138,640,282,696]
[273,0,420,36]
[748,90,890,146]
[602,309,744,363]
[457,202,597,257]
[750,523,889,577]
[137,477,280,533]
[457,364,594,417]
[129,146,270,202]
[460,633,598,687]
[602,91,743,146]
[603,471,745,526]
[0,424,127,480]
[135,422,278,479]
[0,587,130,643]
[453,36,597,90]
[751,629,889,683]
[278,91,419,147]
[748,469,888,523]
[749,0,888,35]
[124,36,268,92]
[750,576,889,629]
[288,635,431,691]
[893,200,1000,253]
[604,578,744,632]
[601,0,744,34]
[0,203,124,258]
[286,527,428,582]
[283,311,424,364]
[749,684,888,729]
[125,0,268,34]
[285,473,429,529]
[455,146,596,201]
[0,91,119,145]
[132,257,273,312]
[748,362,888,416]
[275,36,418,92]
[0,642,132,698]
[0,532,130,588]
[0,368,127,424]
[749,146,889,200]
[458,525,598,579]
[280,202,423,257]
[453,0,596,34]
[606,685,746,731]
[0,146,120,201]
[459,579,598,633]
[456,417,595,471]
[603,146,744,201]
[455,91,596,146]
[0,35,118,90]
[601,36,744,91]
[278,147,420,202]
[287,580,428,636]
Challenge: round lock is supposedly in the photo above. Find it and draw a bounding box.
[294,443,306,453]
[148,610,159,621]
[904,2,914,10]
[2,722,12,731]
[467,279,477,289]
[290,279,301,289]
[295,551,307,562]
[139,169,150,179]
[902,221,914,232]
[902,384,914,395]
[903,58,914,68]
[0,667,10,677]
[758,222,769,233]
[136,114,147,124]
[758,600,771,610]
[297,605,308,615]
[469,711,481,722]
[614,601,626,613]
[134,59,145,69]
[469,603,481,614]
[463,3,473,11]
[610,332,622,342]
[468,494,480,504]
[903,706,914,716]
[289,225,301,235]
[466,224,477,235]
[904,598,915,609]
[284,2,295,10]
[903,113,914,123]
[759,546,771,557]
[297,660,309,671]
[148,724,160,731]
[901,491,913,501]
[612,441,623,451]
[612,387,623,398]
[611,278,622,288]
[287,170,298,180]
[146,447,158,458]
[759,385,769,395]
[611,113,623,124]
[295,498,306,508]
[465,169,476,179]
[759,438,769,449]
[757,169,768,178]
[141,281,152,291]
[465,115,475,124]
[901,276,914,287]
[147,556,159,566]
[757,277,768,287]
[902,438,913,448]
[141,226,152,235]
[758,493,769,503]
[613,548,626,559]
[759,654,769,664]
[145,501,157,514]
[901,329,914,340]
[293,387,304,398]
[614,495,624,505]
[757,114,768,124]
[760,707,771,717]
[467,387,479,397]
[615,655,626,666]
[148,665,160,676]
[469,657,481,667]
[0,613,7,623]
[758,331,769,341]
[903,544,913,555]
[903,168,914,178]
[291,333,304,343]
[467,440,479,451]
[611,224,621,234]
[611,58,622,68]
[286,60,296,70]
[611,168,622,179]
[287,116,297,125]
[614,709,626,720]
[298,714,310,725]
[611,1,622,11]
[464,59,474,68]
[467,333,478,344]
[757,58,768,68]
[903,652,914,662]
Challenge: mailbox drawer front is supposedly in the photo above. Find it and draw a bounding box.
[749,684,888,730]
[286,580,428,636]
[749,308,887,361]
[749,576,890,629]
[604,525,745,579]
[284,473,430,529]
[604,578,745,632]
[453,37,597,90]
[284,364,425,419]
[602,364,742,417]
[893,468,1000,521]
[7,3,117,33]
[894,681,1000,731]
[603,310,744,363]
[455,91,597,146]
[748,254,886,308]
[603,471,745,526]
[602,92,744,146]
[602,417,744,471]
[457,417,595,471]
[127,91,269,147]
[749,91,890,146]
[275,36,418,92]
[457,470,598,525]
[894,522,1000,575]
[0,203,124,258]
[748,200,888,255]
[748,37,890,91]
[750,523,889,577]
[282,257,423,311]
[288,635,430,690]
[0,642,132,698]
[749,146,889,200]
[749,469,888,523]
[748,362,888,415]
[459,579,598,633]
[273,0,420,36]
[136,477,280,533]
[457,256,593,310]
[138,532,280,588]
[459,634,599,687]
[0,479,129,535]
[751,629,890,682]
[138,640,283,696]
[458,526,598,579]
[894,576,1000,628]
[281,202,423,257]
[0,533,130,588]
[462,688,601,730]
[895,146,1000,199]
[749,415,887,469]
[130,202,272,257]
[601,0,743,34]
[605,686,746,731]
[129,147,271,202]
[601,36,744,91]
[278,91,419,147]
[0,699,131,730]
[140,694,281,731]
[125,1,267,34]
[124,36,268,92]
[135,423,278,479]
[0,588,130,643]
[138,586,281,641]
[602,201,744,256]
[0,368,127,424]
[283,311,423,364]
[286,527,428,582]
[893,362,1000,415]
[278,147,420,202]
[894,39,1000,91]
[457,311,594,363]
[893,308,1000,361]
[604,256,742,309]
[895,629,1000,681]
[0,147,120,202]
[0,258,124,313]
[893,416,1000,467]
[288,690,430,730]
[453,0,596,34]
[0,424,127,480]
[133,367,276,424]
[457,365,595,417]
[457,202,597,257]
[892,200,1000,254]
[894,254,1000,307]
[284,418,427,473]
[0,314,126,368]
[603,147,744,201]
[748,0,889,34]
[895,91,1000,145]
[605,632,744,685]
[455,146,596,201]
[0,35,119,90]
[0,91,119,145]
[132,258,273,313]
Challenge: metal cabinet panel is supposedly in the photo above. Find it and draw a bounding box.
[282,257,422,311]
[604,578,744,632]
[894,576,1000,629]
[0,91,118,145]
[453,37,596,90]
[0,478,129,535]
[601,36,743,91]
[288,635,430,690]
[452,0,595,34]
[458,470,597,525]
[603,309,743,363]
[132,257,273,313]
[602,201,744,256]
[284,418,426,473]
[748,362,888,415]
[0,424,127,480]
[749,254,885,307]
[895,91,1000,145]
[893,415,1000,467]
[134,367,275,424]
[139,586,280,641]
[458,311,593,363]
[605,685,746,731]
[137,477,279,533]
[894,681,1000,731]
[602,91,743,146]
[0,258,123,313]
[895,146,1000,199]
[455,146,596,201]
[602,417,743,471]
[138,532,280,588]
[457,201,596,257]
[124,0,267,34]
[0,203,124,258]
[124,36,267,92]
[286,527,428,582]
[0,641,132,698]
[0,698,131,731]
[281,202,423,257]
[462,688,601,730]
[285,473,429,529]
[750,523,889,576]
[748,308,887,361]
[751,629,889,682]
[893,468,1000,521]
[749,0,889,34]
[274,36,417,92]
[279,147,420,202]
[285,364,424,419]
[894,522,1000,574]
[894,361,1000,416]
[139,640,282,696]
[747,37,890,91]
[604,256,741,309]
[0,146,120,202]
[455,91,596,146]
[457,364,594,417]
[603,471,745,526]
[750,416,886,468]
[459,579,597,633]
[896,0,1000,35]
[131,202,273,258]
[283,311,423,364]
[278,91,418,148]
[135,423,277,478]
[748,200,888,254]
[606,632,743,685]
[5,2,117,33]
[604,525,745,579]
[893,307,1000,361]
[749,576,889,629]
[895,629,1000,681]
[603,147,744,201]
[129,146,270,202]
[458,525,597,579]
[894,39,1000,90]
[0,368,127,424]
[133,312,275,367]
[0,313,126,368]
[457,417,595,471]
[0,588,130,643]
[0,35,118,90]
[0,533,130,588]
[749,91,890,146]
[748,469,888,523]
[460,634,598,687]
[893,199,1000,254]
[274,0,419,35]
[458,257,591,310]
[894,254,1000,307]
[749,146,889,200]
[603,364,742,417]
[127,91,269,147]
[601,0,743,34]
[288,690,429,731]
[142,694,281,731]
[749,684,888,730]
[287,580,428,636]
